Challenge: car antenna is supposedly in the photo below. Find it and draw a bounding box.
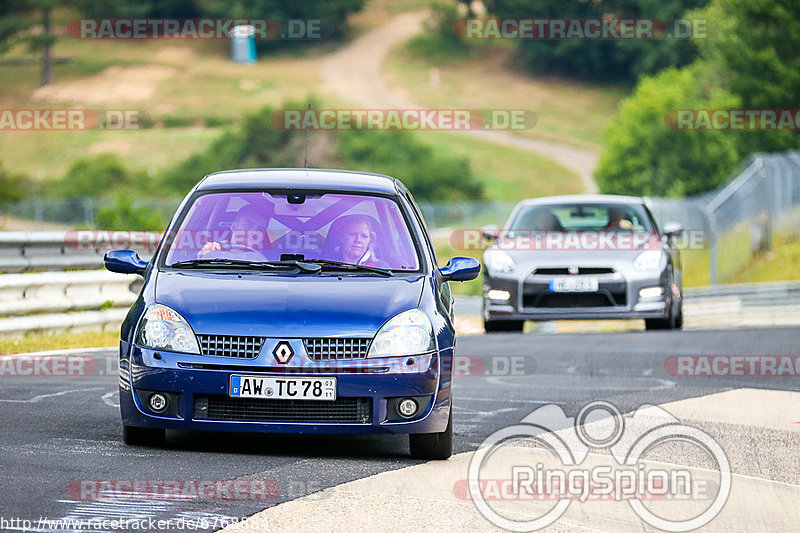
[303,102,311,174]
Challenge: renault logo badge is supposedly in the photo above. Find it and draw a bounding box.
[272,341,294,364]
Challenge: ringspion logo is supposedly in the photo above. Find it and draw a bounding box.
[467,401,730,531]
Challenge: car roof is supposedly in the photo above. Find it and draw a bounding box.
[196,168,400,194]
[514,194,645,207]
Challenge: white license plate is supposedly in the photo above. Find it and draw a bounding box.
[229,375,336,400]
[549,277,599,293]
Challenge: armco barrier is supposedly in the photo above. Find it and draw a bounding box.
[0,231,159,273]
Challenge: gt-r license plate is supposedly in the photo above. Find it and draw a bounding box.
[549,277,599,293]
[229,375,336,400]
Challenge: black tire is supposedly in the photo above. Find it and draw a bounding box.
[122,425,166,446]
[644,316,669,330]
[409,407,453,460]
[645,297,683,330]
[672,300,683,330]
[483,319,524,333]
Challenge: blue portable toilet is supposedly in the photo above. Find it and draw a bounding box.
[231,25,256,63]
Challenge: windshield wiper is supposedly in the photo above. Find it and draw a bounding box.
[304,258,394,276]
[169,258,321,273]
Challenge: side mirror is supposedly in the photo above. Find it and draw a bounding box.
[481,225,500,243]
[104,249,148,276]
[662,222,684,239]
[439,256,480,282]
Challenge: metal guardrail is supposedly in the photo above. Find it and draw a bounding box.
[0,231,158,273]
[0,272,797,335]
[0,271,139,335]
[453,280,800,329]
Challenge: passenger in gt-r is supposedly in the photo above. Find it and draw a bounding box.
[605,206,634,231]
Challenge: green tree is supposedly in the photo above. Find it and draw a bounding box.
[596,66,740,196]
[486,0,708,82]
[1,0,62,85]
[693,0,800,154]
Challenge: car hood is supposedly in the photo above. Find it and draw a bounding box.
[154,270,425,337]
[487,234,664,275]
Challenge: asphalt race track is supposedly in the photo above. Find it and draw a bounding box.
[1,326,798,532]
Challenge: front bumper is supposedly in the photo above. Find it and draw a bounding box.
[119,342,451,435]
[484,270,671,321]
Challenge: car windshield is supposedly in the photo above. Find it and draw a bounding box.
[510,203,655,232]
[162,191,420,271]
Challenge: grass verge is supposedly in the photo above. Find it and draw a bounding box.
[384,41,626,151]
[0,330,118,355]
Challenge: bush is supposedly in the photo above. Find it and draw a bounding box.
[0,162,31,206]
[164,102,484,201]
[338,130,482,201]
[94,195,166,231]
[49,153,148,199]
[162,104,296,193]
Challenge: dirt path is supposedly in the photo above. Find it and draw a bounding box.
[321,11,599,193]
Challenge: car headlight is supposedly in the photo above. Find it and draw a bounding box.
[368,309,434,358]
[483,250,516,276]
[634,251,663,272]
[136,304,200,354]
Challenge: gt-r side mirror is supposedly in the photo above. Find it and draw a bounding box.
[104,249,148,276]
[481,225,500,243]
[440,256,481,282]
[662,222,684,239]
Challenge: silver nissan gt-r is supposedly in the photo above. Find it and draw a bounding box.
[481,195,684,332]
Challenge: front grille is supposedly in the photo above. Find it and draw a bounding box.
[194,394,372,422]
[304,338,371,361]
[523,290,627,308]
[533,267,616,276]
[197,335,266,359]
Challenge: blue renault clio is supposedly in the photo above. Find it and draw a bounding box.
[104,169,480,459]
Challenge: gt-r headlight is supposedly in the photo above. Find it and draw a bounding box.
[136,304,200,354]
[634,250,664,272]
[483,250,516,276]
[368,309,434,358]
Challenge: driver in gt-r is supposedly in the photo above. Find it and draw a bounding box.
[198,204,273,257]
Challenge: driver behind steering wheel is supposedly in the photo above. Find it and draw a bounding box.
[198,204,272,258]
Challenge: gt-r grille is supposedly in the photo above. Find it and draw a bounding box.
[533,267,616,276]
[304,338,371,361]
[197,335,266,359]
[193,395,372,422]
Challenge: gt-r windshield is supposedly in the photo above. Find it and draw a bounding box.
[162,191,421,271]
[510,203,655,232]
